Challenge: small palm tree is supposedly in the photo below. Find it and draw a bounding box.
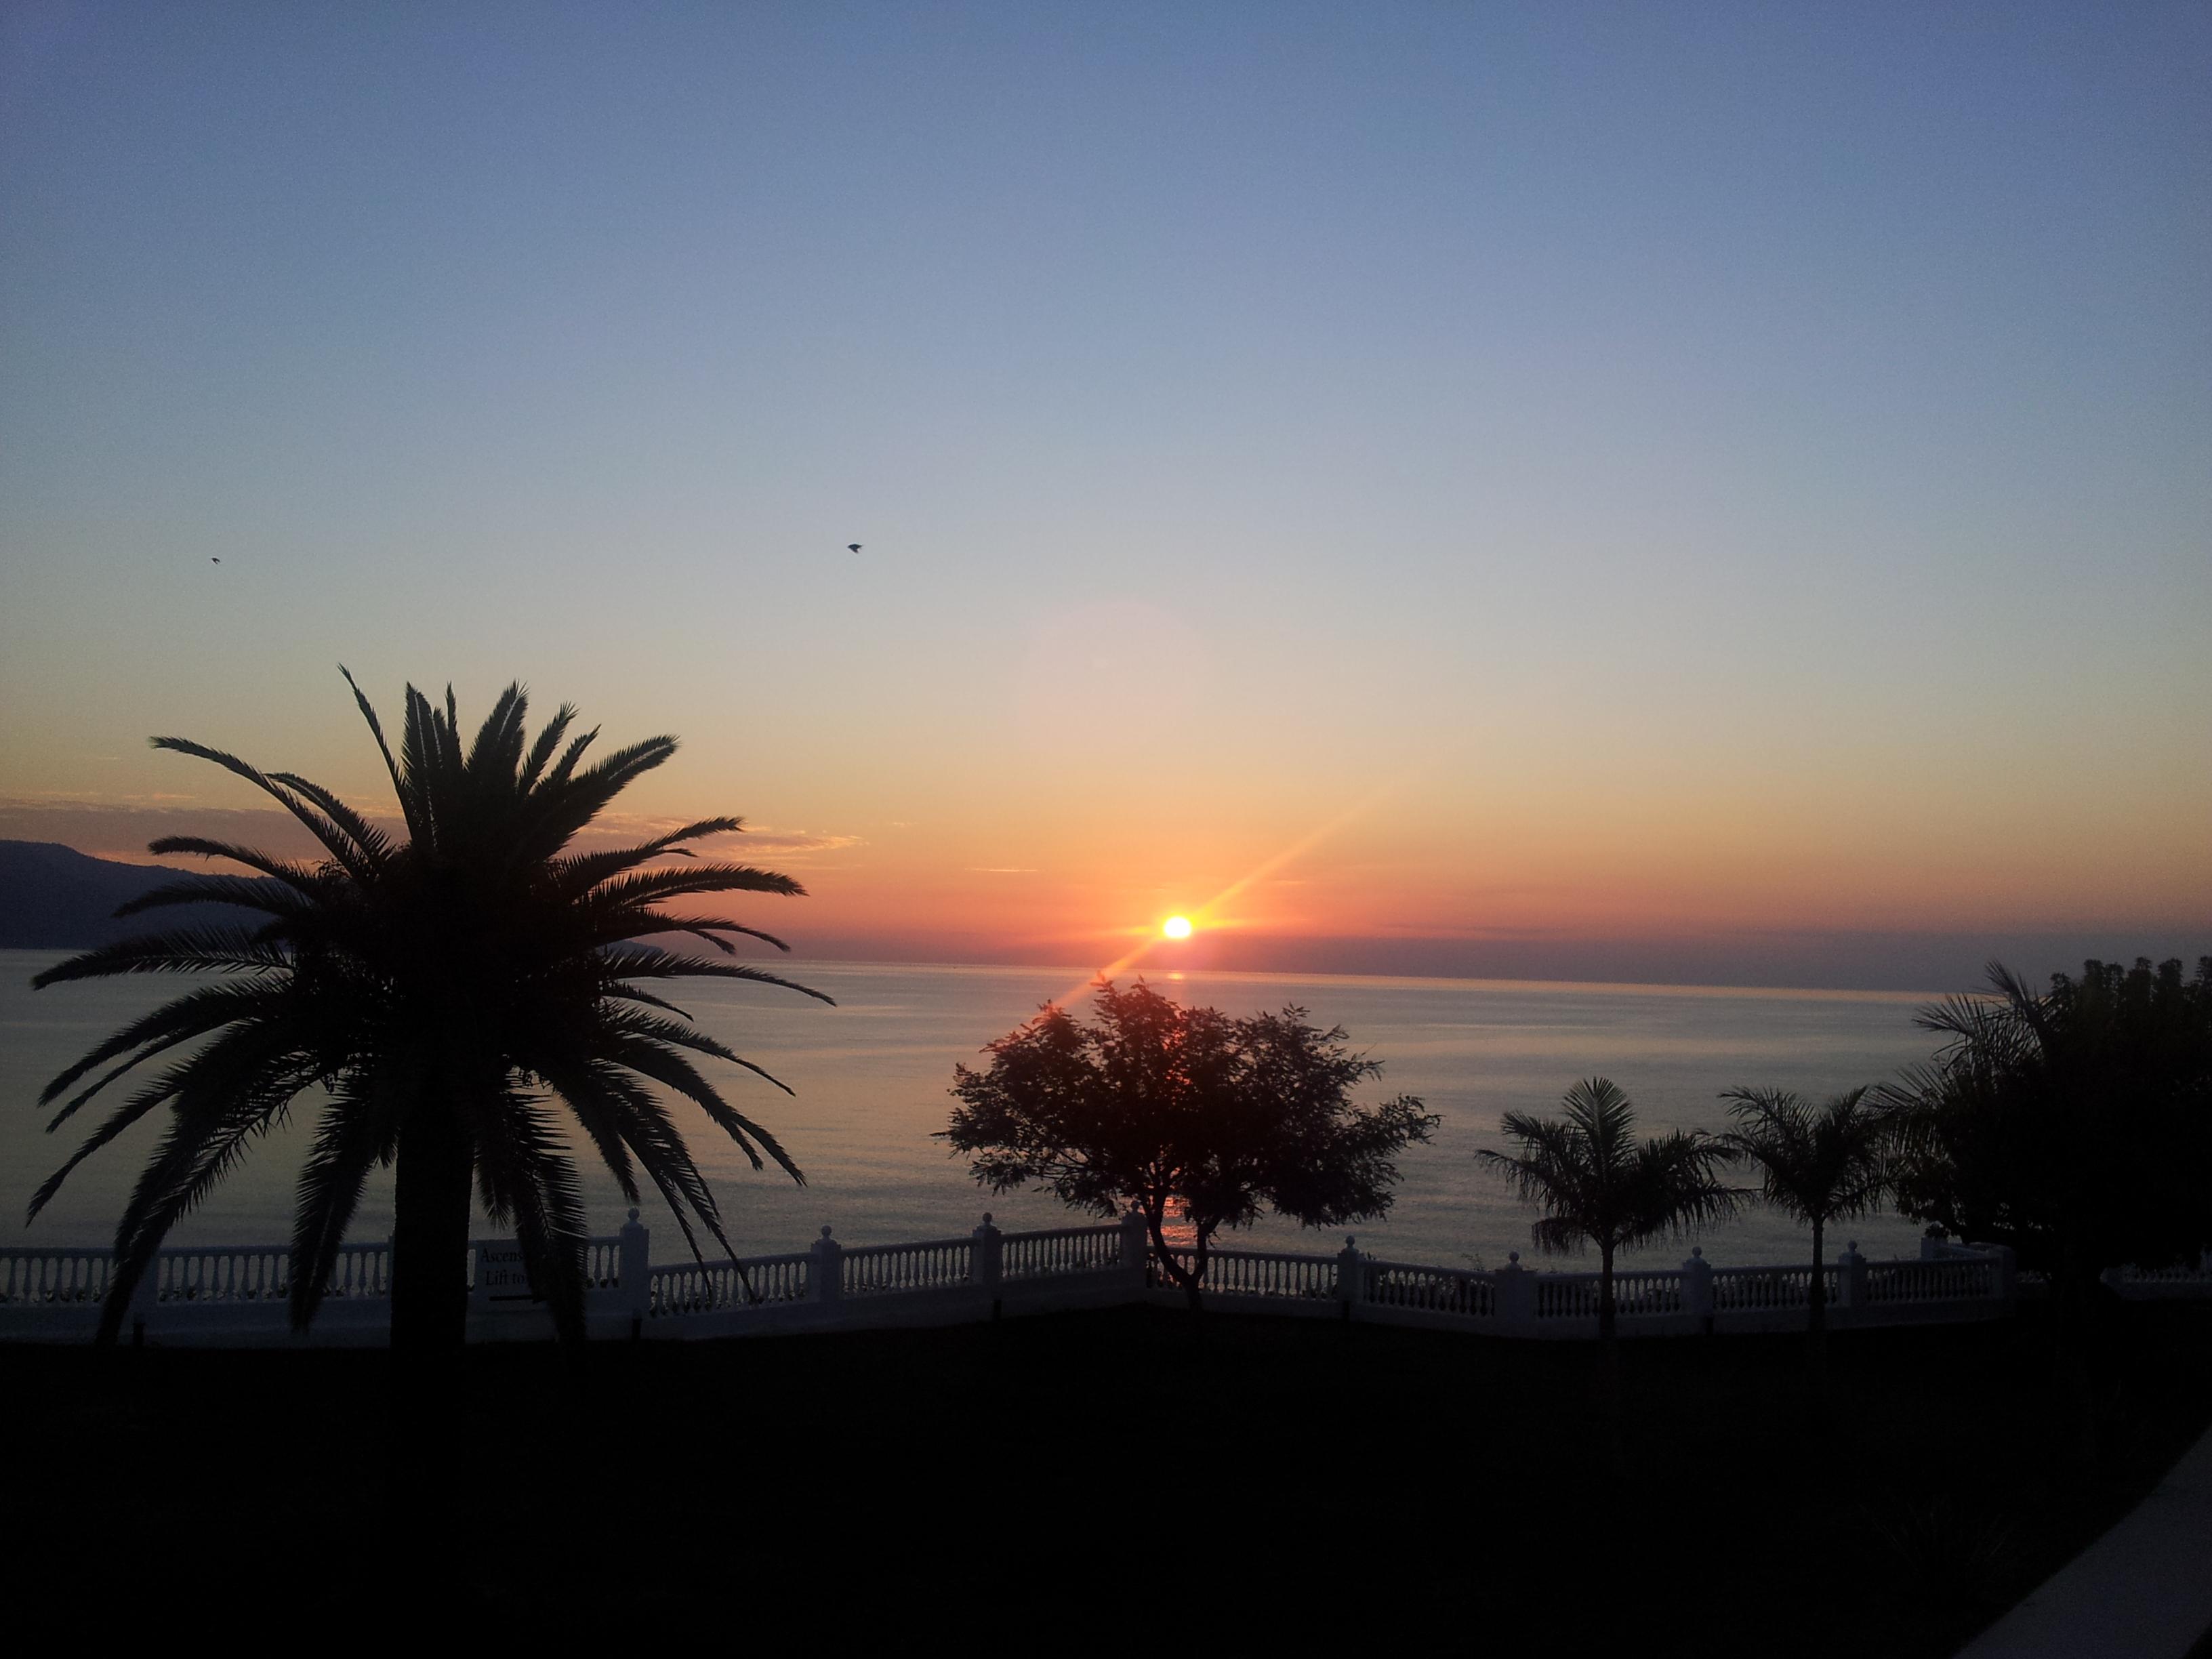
[30,672,831,1353]
[1718,1085,1891,1388]
[1479,1078,1742,1345]
[1480,1078,1741,1468]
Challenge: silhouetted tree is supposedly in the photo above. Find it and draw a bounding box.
[1880,957,2212,1315]
[30,672,830,1354]
[941,978,1436,1309]
[1718,1084,1891,1391]
[1479,1078,1740,1460]
[1877,956,2212,1465]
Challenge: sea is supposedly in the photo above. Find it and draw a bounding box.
[0,950,1950,1272]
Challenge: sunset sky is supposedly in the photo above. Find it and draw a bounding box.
[3,3,2207,990]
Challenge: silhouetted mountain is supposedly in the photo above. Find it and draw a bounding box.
[0,840,264,949]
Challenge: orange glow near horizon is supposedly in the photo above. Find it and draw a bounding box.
[18,743,2210,994]
[1029,776,1416,1009]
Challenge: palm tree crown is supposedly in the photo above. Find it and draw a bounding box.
[1479,1078,1742,1271]
[31,671,831,1347]
[1479,1077,1740,1468]
[1718,1085,1891,1240]
[1717,1084,1891,1366]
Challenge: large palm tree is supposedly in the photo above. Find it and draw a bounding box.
[30,671,830,1353]
[1718,1085,1891,1389]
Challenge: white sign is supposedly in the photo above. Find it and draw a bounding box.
[474,1242,536,1303]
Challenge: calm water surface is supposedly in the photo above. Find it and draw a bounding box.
[1,951,1946,1270]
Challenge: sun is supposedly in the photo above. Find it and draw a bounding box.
[1162,915,1193,940]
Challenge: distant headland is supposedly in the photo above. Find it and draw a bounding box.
[0,840,259,949]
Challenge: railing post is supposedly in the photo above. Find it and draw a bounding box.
[1496,1251,1534,1334]
[1837,1241,1867,1313]
[619,1207,650,1339]
[1120,1208,1150,1296]
[127,1252,161,1347]
[973,1212,1003,1316]
[1681,1245,1714,1333]
[812,1225,844,1316]
[1983,1242,2015,1308]
[1336,1235,1365,1322]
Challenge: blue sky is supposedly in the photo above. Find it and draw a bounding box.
[2,2,2207,988]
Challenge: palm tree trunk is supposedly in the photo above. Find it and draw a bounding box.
[1597,1241,1618,1343]
[1599,1242,1624,1474]
[384,1097,475,1601]
[1806,1218,1827,1334]
[1807,1216,1829,1413]
[2055,1225,2099,1469]
[391,1099,473,1357]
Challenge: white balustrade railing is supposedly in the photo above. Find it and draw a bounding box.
[9,1216,2145,1349]
[1533,1273,1599,1319]
[650,1253,812,1316]
[1364,1260,1497,1319]
[1612,1270,1686,1317]
[1711,1265,1837,1312]
[2107,1256,2212,1285]
[1530,1271,1687,1318]
[148,1245,293,1303]
[1001,1225,1123,1281]
[0,1241,394,1306]
[1864,1258,1992,1303]
[1158,1246,1336,1300]
[842,1237,973,1297]
[1,1246,117,1305]
[2102,1253,2212,1301]
[583,1237,623,1290]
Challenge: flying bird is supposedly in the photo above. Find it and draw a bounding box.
[210,557,220,564]
[848,544,862,554]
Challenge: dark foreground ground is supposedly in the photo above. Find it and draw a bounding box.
[7,1300,2211,1652]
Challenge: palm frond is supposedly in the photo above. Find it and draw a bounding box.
[548,817,747,897]
[33,928,293,993]
[339,665,424,842]
[517,703,579,792]
[94,1050,310,1340]
[587,946,835,1004]
[577,862,808,912]
[617,916,794,956]
[604,983,692,1019]
[605,1004,798,1094]
[288,1073,405,1330]
[607,1030,803,1181]
[469,1091,588,1348]
[145,837,324,890]
[264,773,395,869]
[147,735,378,881]
[36,975,295,1110]
[111,874,317,924]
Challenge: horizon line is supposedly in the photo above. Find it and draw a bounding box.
[772,954,1956,1004]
